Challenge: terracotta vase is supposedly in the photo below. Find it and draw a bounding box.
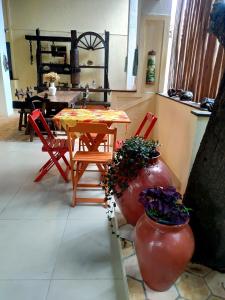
[134,214,195,291]
[115,157,172,226]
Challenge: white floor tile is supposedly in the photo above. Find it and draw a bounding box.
[0,220,66,279]
[53,219,123,279]
[0,182,70,220]
[0,140,127,299]
[68,203,107,220]
[47,279,127,300]
[0,280,49,300]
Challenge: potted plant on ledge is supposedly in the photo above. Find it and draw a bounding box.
[103,136,172,226]
[135,186,195,291]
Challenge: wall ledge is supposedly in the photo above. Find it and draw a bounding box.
[191,109,211,117]
[157,93,212,117]
[158,92,201,109]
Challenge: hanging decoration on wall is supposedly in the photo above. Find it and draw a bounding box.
[3,54,9,71]
[146,50,156,85]
[132,47,138,76]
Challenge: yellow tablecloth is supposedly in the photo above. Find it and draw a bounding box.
[53,108,131,129]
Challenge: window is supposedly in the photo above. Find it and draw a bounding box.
[168,0,224,102]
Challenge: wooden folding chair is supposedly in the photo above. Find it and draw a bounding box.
[78,105,110,151]
[67,122,117,207]
[28,109,71,182]
[116,112,157,149]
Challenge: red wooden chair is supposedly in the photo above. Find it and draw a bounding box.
[28,109,70,182]
[116,112,157,150]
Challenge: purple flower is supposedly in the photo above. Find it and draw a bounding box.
[139,187,190,225]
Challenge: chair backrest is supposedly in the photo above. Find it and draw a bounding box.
[12,100,30,109]
[28,109,54,145]
[45,101,68,117]
[74,100,111,109]
[134,112,157,140]
[25,94,50,113]
[67,122,117,153]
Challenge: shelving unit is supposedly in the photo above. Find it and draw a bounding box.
[25,29,110,101]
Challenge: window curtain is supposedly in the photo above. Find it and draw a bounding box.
[168,0,225,102]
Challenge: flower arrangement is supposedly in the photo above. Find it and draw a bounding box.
[43,72,60,83]
[139,186,191,225]
[103,136,159,199]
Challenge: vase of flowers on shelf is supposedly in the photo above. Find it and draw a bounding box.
[44,72,60,96]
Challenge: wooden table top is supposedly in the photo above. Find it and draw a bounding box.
[38,91,81,105]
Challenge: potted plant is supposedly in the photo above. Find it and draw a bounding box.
[134,186,195,291]
[103,136,172,225]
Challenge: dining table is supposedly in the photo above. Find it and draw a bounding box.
[53,108,131,128]
[37,90,81,107]
[53,108,131,175]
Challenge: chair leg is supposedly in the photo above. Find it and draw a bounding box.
[60,153,70,167]
[34,152,69,182]
[18,111,23,131]
[49,152,69,182]
[78,139,81,151]
[30,127,34,142]
[34,158,55,182]
[71,161,79,207]
[24,112,28,127]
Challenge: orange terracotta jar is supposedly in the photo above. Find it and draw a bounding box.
[134,213,195,291]
[115,158,172,226]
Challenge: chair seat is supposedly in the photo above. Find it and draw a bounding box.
[89,132,108,142]
[42,138,69,151]
[74,151,112,163]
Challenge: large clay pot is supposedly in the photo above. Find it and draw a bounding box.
[134,214,195,291]
[115,157,172,226]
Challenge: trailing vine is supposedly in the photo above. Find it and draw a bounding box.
[102,136,159,235]
[103,136,159,198]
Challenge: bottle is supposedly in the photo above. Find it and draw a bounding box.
[92,80,96,89]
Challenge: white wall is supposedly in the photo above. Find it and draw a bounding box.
[110,91,155,140]
[126,0,138,90]
[4,0,129,90]
[0,0,13,116]
[142,0,173,16]
[137,15,170,94]
[110,92,209,194]
[154,95,209,194]
[134,0,172,95]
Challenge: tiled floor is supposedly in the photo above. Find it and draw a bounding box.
[0,141,128,300]
[115,211,225,300]
[1,113,225,300]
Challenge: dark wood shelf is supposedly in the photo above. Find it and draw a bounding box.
[40,63,71,74]
[41,63,70,67]
[40,51,54,54]
[57,87,111,93]
[25,29,109,101]
[25,34,71,42]
[79,65,105,69]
